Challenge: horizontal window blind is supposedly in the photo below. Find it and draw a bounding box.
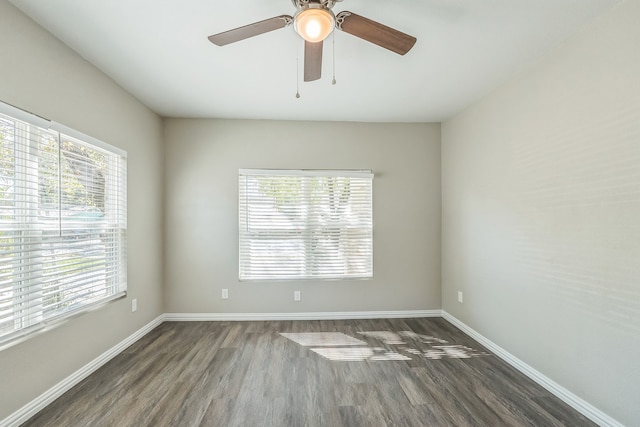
[0,103,127,347]
[239,169,373,280]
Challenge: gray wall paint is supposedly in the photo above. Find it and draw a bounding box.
[0,0,164,419]
[163,119,441,314]
[442,2,640,425]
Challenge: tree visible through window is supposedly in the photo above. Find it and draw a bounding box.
[239,169,373,280]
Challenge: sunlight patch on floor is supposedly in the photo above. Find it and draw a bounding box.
[310,347,412,361]
[279,332,366,347]
[279,330,490,362]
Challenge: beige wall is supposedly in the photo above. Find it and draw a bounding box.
[0,0,164,420]
[442,1,640,425]
[164,119,441,314]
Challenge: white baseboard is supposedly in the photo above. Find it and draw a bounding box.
[441,311,623,427]
[163,309,441,322]
[0,315,164,427]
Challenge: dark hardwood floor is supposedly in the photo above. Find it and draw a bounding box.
[22,318,595,426]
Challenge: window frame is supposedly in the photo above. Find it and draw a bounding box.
[238,168,373,281]
[0,101,127,351]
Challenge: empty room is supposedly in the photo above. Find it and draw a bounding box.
[0,0,638,426]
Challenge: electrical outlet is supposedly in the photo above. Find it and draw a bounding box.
[222,289,229,299]
[457,291,463,303]
[294,291,301,301]
[131,298,137,312]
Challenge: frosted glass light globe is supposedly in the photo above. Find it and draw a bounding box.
[294,8,335,43]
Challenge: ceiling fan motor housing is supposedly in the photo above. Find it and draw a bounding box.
[291,0,340,11]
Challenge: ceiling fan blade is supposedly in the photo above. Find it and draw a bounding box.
[336,12,416,55]
[208,15,293,46]
[304,40,323,82]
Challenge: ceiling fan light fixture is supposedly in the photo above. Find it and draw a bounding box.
[294,7,335,43]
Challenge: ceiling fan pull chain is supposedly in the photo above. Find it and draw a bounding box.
[296,49,301,98]
[332,31,337,85]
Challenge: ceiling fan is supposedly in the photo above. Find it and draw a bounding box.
[208,0,417,82]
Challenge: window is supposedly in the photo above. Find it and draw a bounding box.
[0,102,127,348]
[239,169,373,280]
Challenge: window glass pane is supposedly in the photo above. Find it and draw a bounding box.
[239,170,372,280]
[0,117,17,336]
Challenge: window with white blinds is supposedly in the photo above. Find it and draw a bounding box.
[0,102,127,348]
[239,169,373,280]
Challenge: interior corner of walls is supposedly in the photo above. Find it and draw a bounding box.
[0,315,164,427]
[441,311,626,427]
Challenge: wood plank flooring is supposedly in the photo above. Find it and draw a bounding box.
[22,318,595,426]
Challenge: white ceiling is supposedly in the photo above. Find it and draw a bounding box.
[9,0,619,122]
